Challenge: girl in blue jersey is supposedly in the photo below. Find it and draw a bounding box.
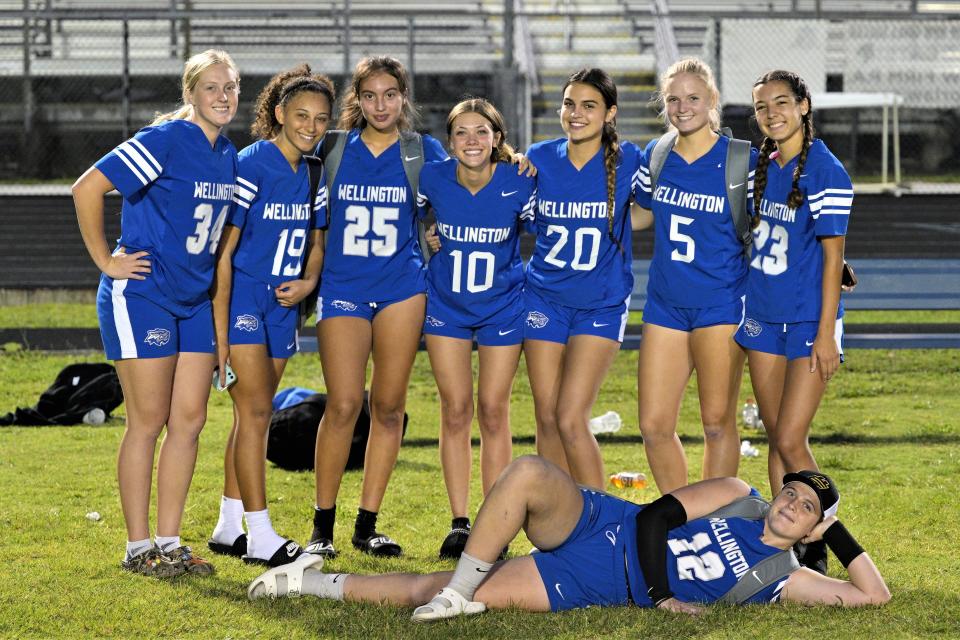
[306,56,447,558]
[206,65,333,567]
[735,71,852,499]
[633,58,756,493]
[417,98,535,559]
[252,458,889,617]
[523,68,647,489]
[73,50,239,577]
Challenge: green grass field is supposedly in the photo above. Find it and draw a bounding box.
[1,332,959,637]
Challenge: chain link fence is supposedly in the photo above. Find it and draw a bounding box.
[0,2,958,187]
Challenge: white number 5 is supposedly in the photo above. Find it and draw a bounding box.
[669,214,695,263]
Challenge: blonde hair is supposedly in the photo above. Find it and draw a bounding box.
[337,56,417,131]
[445,97,515,163]
[151,49,239,125]
[654,57,721,132]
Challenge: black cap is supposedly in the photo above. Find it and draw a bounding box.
[782,470,840,519]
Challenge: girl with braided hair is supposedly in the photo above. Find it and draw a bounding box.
[633,58,757,494]
[734,71,852,533]
[523,68,647,488]
[207,64,334,566]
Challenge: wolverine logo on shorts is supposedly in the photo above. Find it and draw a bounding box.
[331,300,358,312]
[234,314,259,332]
[425,315,446,327]
[144,328,171,346]
[526,311,549,329]
[744,318,762,337]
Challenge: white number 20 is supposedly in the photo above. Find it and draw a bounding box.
[543,225,601,271]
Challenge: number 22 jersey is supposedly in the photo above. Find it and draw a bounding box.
[319,129,447,302]
[94,119,238,311]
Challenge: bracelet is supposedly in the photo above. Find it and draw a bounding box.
[822,520,865,568]
[649,589,673,607]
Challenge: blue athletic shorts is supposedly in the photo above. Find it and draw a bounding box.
[228,270,299,359]
[423,293,524,347]
[317,292,423,322]
[522,287,630,344]
[97,275,214,360]
[642,292,745,332]
[532,488,633,612]
[735,316,845,362]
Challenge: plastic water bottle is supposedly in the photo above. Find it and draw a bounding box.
[609,472,647,489]
[82,408,106,425]
[740,440,760,458]
[589,410,622,435]
[741,399,760,430]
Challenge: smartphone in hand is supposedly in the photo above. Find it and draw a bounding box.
[212,364,237,391]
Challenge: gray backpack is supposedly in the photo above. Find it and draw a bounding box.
[703,495,800,605]
[647,129,753,257]
[318,129,431,260]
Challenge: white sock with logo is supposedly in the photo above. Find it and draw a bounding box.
[446,552,492,601]
[245,509,289,560]
[125,538,153,562]
[154,535,181,553]
[212,496,245,544]
[302,570,347,600]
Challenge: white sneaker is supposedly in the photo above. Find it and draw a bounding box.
[247,552,324,600]
[411,587,486,622]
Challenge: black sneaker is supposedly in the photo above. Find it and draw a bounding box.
[352,531,402,557]
[304,536,338,558]
[438,527,470,559]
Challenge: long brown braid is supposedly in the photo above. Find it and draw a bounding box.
[563,68,623,252]
[752,70,815,227]
[250,64,335,140]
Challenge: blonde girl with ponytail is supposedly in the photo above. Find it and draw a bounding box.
[633,57,756,496]
[73,49,240,577]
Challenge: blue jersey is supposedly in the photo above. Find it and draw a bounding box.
[417,160,535,325]
[95,119,237,309]
[524,138,639,310]
[746,139,852,323]
[319,130,447,301]
[229,140,325,287]
[635,136,757,308]
[624,502,789,605]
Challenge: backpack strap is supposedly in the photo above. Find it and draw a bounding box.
[648,130,678,193]
[298,154,326,327]
[318,130,349,218]
[703,494,771,520]
[724,136,753,258]
[649,129,752,259]
[398,131,430,261]
[718,548,799,605]
[704,494,800,605]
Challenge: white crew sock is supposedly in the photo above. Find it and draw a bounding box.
[446,552,493,601]
[245,508,288,560]
[211,495,245,544]
[302,569,347,600]
[125,538,152,562]
[154,535,181,553]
